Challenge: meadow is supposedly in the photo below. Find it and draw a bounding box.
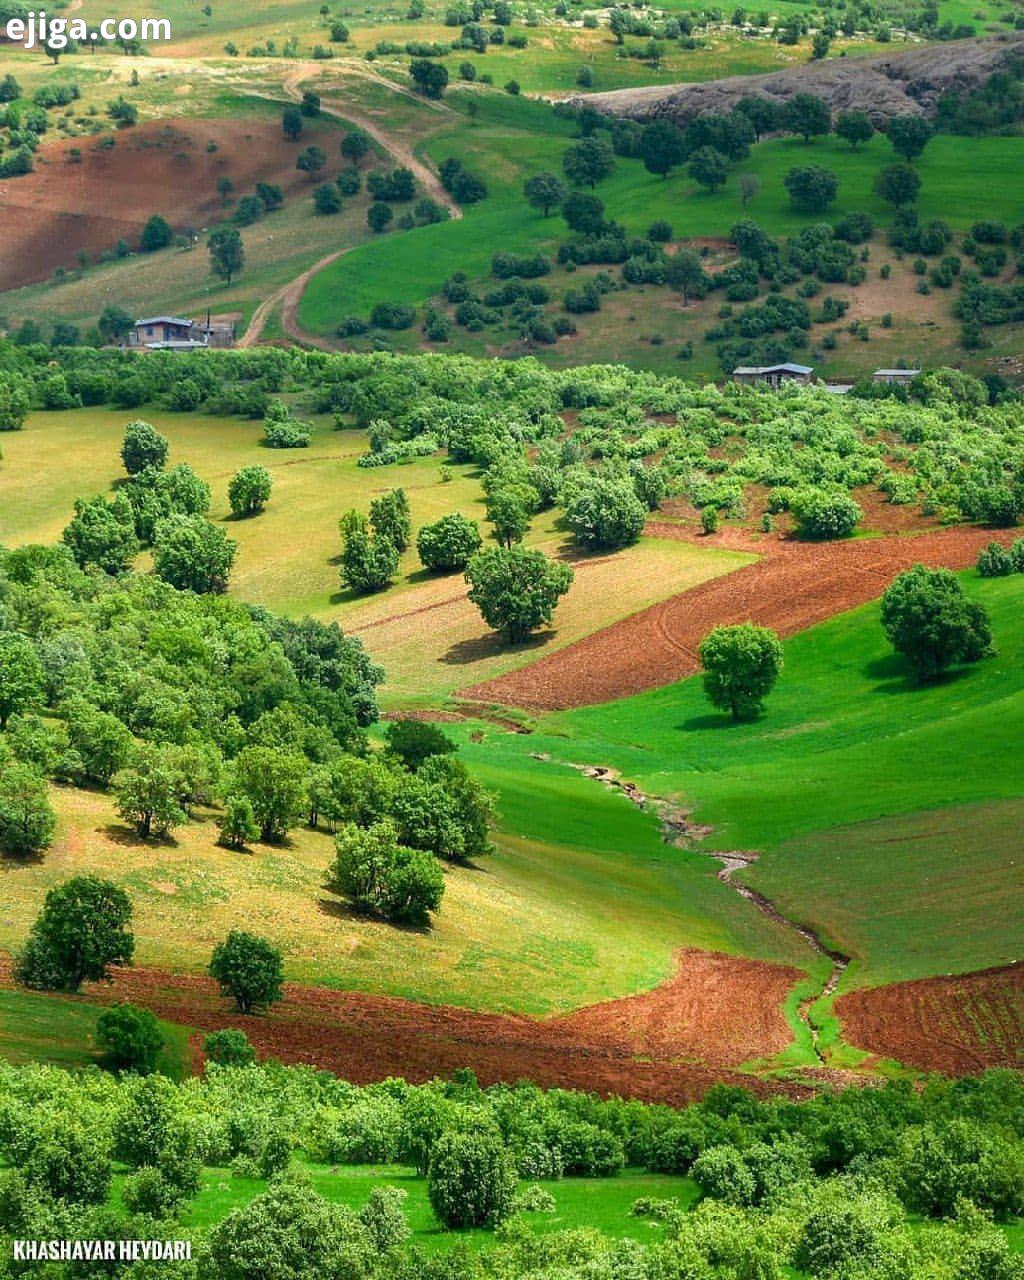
[0,406,751,703]
[468,571,1024,996]
[0,989,193,1076]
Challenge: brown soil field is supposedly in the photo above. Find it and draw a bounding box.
[0,118,340,292]
[838,964,1024,1073]
[0,950,808,1103]
[463,524,1013,711]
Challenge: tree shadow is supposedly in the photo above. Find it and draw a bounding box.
[316,895,431,935]
[675,713,743,732]
[100,823,179,849]
[441,630,553,666]
[864,653,975,694]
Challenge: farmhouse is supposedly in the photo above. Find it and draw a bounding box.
[873,368,921,386]
[732,362,814,388]
[127,315,235,350]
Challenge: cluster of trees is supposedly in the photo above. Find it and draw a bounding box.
[1,1054,1022,1277]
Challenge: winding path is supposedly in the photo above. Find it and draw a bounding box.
[238,64,460,349]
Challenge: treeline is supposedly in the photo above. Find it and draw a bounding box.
[0,1059,1022,1278]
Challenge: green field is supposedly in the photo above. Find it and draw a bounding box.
[462,571,1024,994]
[0,989,193,1077]
[178,1162,700,1247]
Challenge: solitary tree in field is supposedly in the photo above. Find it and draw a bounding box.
[410,57,449,99]
[228,466,273,517]
[96,1003,164,1072]
[784,164,838,213]
[835,110,874,150]
[688,146,728,192]
[524,172,567,217]
[341,127,369,166]
[698,623,783,721]
[562,137,615,188]
[139,214,172,252]
[14,876,135,992]
[562,191,605,234]
[783,92,831,142]
[880,564,992,682]
[209,930,284,1014]
[465,545,573,643]
[874,163,921,207]
[667,248,708,304]
[282,105,303,140]
[208,226,244,284]
[886,115,932,162]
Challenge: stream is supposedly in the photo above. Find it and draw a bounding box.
[543,758,851,1064]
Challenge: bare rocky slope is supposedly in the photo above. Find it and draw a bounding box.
[569,33,1024,125]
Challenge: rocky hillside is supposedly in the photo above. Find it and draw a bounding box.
[570,33,1024,125]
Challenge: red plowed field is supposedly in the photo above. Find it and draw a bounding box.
[464,525,1011,711]
[1,951,807,1102]
[0,119,338,291]
[838,964,1024,1074]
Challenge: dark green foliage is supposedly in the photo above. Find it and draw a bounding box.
[562,137,615,188]
[881,564,993,681]
[282,105,303,139]
[385,720,457,771]
[96,1002,164,1073]
[875,163,921,206]
[688,146,728,192]
[562,191,605,234]
[203,1027,257,1066]
[410,57,449,98]
[209,930,284,1014]
[834,110,874,150]
[564,474,646,548]
[121,420,169,475]
[465,546,573,643]
[791,489,861,539]
[152,514,237,594]
[783,165,838,212]
[523,171,566,216]
[698,623,783,721]
[314,183,342,215]
[14,875,134,992]
[0,762,56,857]
[428,1130,517,1228]
[208,226,244,284]
[233,746,307,842]
[139,214,172,252]
[886,115,932,161]
[329,818,445,924]
[639,120,686,178]
[783,92,830,142]
[417,512,482,572]
[228,465,272,517]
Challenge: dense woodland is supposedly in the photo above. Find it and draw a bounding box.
[1,1060,1023,1278]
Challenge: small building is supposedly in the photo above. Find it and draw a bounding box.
[127,315,234,350]
[732,362,814,388]
[872,368,920,386]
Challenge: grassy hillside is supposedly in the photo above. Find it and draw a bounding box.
[0,989,193,1076]
[473,571,1024,991]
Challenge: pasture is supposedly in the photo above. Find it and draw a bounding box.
[479,571,1024,993]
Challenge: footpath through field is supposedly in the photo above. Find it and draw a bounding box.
[238,63,460,350]
[464,524,1016,711]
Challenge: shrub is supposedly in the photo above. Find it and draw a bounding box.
[203,1027,257,1066]
[96,1003,164,1073]
[791,489,861,540]
[977,542,1013,577]
[428,1131,517,1229]
[881,564,992,681]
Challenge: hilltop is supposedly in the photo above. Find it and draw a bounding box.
[570,32,1024,125]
